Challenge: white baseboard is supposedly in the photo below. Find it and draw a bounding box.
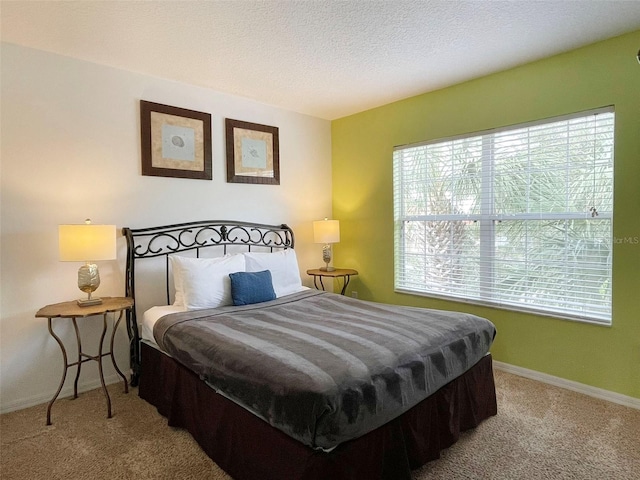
[493,360,640,410]
[0,374,124,415]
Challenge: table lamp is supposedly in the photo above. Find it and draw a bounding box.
[313,218,340,272]
[59,219,117,306]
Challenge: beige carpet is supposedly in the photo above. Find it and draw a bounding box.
[1,370,638,479]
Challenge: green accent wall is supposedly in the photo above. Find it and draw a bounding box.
[331,30,640,399]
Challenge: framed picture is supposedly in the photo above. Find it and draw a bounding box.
[225,118,280,185]
[140,100,212,180]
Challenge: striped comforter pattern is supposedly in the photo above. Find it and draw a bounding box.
[154,290,496,450]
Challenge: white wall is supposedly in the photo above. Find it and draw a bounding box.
[0,43,333,413]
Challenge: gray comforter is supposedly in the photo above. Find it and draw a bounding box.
[154,290,496,450]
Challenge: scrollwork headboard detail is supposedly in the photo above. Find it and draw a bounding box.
[122,220,295,385]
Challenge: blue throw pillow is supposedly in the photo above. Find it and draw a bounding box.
[229,270,276,306]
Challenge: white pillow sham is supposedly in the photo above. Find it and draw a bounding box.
[169,254,246,310]
[243,249,304,298]
[170,255,185,306]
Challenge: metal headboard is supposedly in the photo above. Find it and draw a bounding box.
[122,220,295,385]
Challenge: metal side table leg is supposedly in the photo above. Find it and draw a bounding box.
[340,275,352,295]
[97,313,112,418]
[46,318,68,426]
[109,311,129,393]
[71,317,82,399]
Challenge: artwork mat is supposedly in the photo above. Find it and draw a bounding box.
[151,112,201,170]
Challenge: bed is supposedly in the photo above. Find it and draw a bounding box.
[123,220,497,480]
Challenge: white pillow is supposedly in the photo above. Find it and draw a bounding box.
[243,249,304,298]
[169,255,185,306]
[169,254,246,310]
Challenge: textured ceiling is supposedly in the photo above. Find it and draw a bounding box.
[2,0,640,120]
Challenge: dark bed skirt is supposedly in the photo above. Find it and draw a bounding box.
[139,342,497,480]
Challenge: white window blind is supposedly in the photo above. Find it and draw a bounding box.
[393,108,614,324]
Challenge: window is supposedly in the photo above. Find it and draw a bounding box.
[393,108,614,325]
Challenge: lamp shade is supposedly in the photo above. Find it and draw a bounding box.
[59,224,117,262]
[313,219,340,244]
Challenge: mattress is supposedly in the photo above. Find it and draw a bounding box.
[141,305,186,346]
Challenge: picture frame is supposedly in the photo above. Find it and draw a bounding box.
[225,118,280,185]
[140,100,212,180]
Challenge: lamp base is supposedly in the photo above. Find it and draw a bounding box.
[77,297,103,307]
[320,244,335,272]
[77,262,102,307]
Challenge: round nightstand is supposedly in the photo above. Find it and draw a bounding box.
[36,297,133,425]
[306,268,358,295]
